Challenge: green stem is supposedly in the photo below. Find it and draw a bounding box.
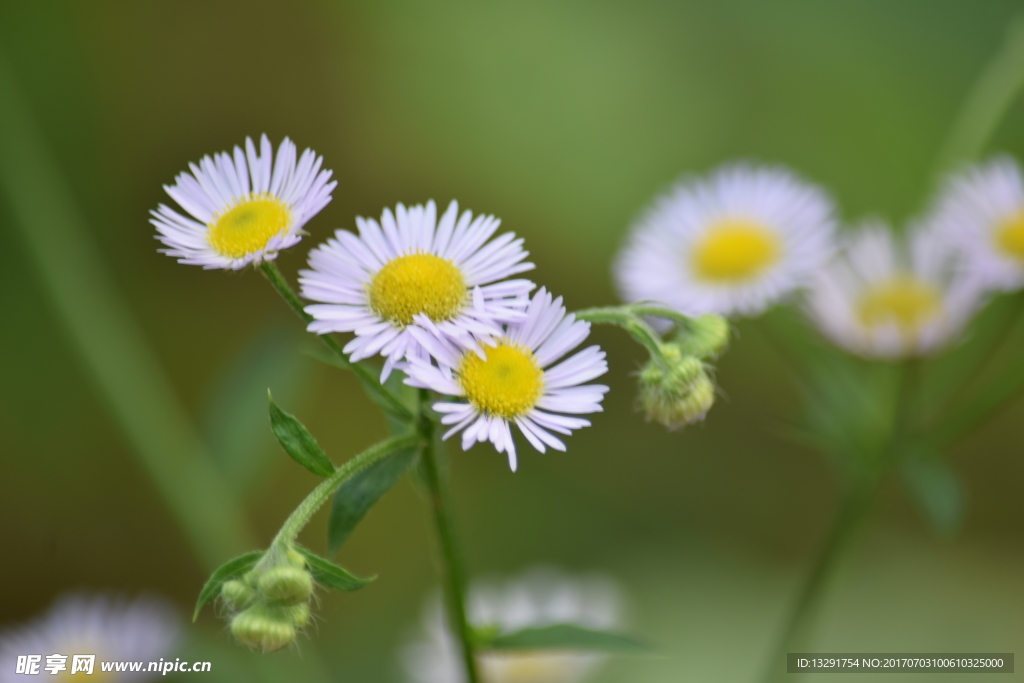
[268,434,420,553]
[922,294,1024,423]
[760,480,878,683]
[259,262,414,422]
[417,392,481,683]
[932,16,1024,180]
[574,306,673,369]
[761,362,916,683]
[932,348,1024,447]
[924,294,1024,439]
[0,54,253,570]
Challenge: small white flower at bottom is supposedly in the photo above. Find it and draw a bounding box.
[805,221,985,358]
[929,156,1024,292]
[0,593,179,683]
[404,288,608,472]
[401,567,623,683]
[151,134,336,270]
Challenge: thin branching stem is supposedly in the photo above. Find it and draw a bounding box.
[417,392,482,683]
[267,435,421,555]
[259,262,414,422]
[760,360,917,683]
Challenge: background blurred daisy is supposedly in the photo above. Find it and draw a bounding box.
[301,200,535,380]
[0,593,179,682]
[930,155,1024,292]
[615,163,836,317]
[805,221,985,358]
[401,567,623,683]
[404,288,608,471]
[151,134,336,269]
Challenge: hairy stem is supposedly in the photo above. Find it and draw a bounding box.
[268,434,420,552]
[418,393,481,683]
[259,262,414,422]
[574,306,674,368]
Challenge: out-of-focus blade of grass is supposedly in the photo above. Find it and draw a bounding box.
[0,55,253,570]
[202,326,310,494]
[932,16,1024,179]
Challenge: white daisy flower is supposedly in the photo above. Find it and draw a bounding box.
[401,567,623,683]
[929,156,1024,292]
[300,200,535,381]
[615,163,836,317]
[404,288,608,472]
[151,134,336,269]
[805,221,985,358]
[0,593,179,682]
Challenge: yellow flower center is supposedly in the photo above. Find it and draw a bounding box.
[691,219,782,282]
[459,342,544,419]
[368,252,467,326]
[856,275,942,332]
[207,195,292,259]
[480,652,577,683]
[995,209,1024,261]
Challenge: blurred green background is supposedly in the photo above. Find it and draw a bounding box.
[1,1,1023,681]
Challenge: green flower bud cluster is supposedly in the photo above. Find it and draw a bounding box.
[638,343,716,430]
[223,548,314,653]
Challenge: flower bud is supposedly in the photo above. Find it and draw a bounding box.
[220,579,255,611]
[257,565,314,606]
[286,548,306,569]
[230,605,297,653]
[638,347,716,430]
[282,602,311,628]
[675,314,730,359]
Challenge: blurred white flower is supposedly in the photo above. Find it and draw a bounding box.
[0,593,179,682]
[402,568,623,683]
[404,288,607,471]
[616,163,836,317]
[151,134,336,269]
[301,200,535,381]
[805,221,985,358]
[929,155,1024,292]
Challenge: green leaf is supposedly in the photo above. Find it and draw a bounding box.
[268,392,335,477]
[193,550,264,621]
[327,445,419,555]
[293,546,375,591]
[479,624,651,654]
[900,449,966,535]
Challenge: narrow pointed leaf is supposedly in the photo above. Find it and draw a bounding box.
[293,546,375,591]
[268,392,335,477]
[193,550,264,621]
[480,624,651,654]
[327,445,419,555]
